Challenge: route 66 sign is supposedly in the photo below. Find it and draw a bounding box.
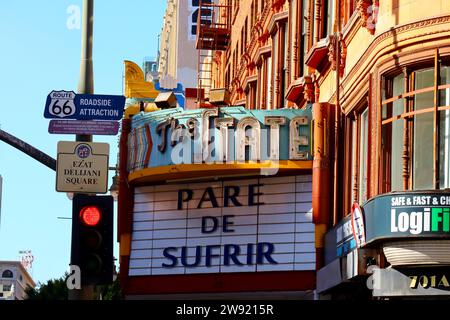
[45,90,76,118]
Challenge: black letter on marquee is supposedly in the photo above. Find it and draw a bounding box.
[197,187,219,208]
[181,246,202,267]
[201,216,219,234]
[156,118,172,153]
[224,244,244,266]
[222,215,235,233]
[178,189,193,210]
[256,242,277,264]
[249,184,265,206]
[224,186,242,207]
[170,118,186,147]
[205,245,221,267]
[162,247,178,267]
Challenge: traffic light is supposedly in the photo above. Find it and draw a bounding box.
[71,194,113,285]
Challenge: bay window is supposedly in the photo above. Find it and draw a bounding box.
[381,55,450,192]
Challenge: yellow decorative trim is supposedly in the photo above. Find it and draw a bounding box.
[120,233,131,256]
[124,60,144,82]
[315,224,327,248]
[124,103,160,119]
[124,60,159,99]
[128,160,313,184]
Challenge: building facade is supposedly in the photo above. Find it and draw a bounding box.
[206,0,450,299]
[118,0,450,299]
[0,261,35,300]
[158,0,201,90]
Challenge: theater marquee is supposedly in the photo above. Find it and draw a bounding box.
[128,175,315,276]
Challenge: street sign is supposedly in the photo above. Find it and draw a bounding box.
[56,141,109,194]
[351,203,366,248]
[49,120,119,135]
[44,91,125,120]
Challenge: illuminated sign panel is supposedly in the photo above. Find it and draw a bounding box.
[127,107,312,172]
[128,175,315,276]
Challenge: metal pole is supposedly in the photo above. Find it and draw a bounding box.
[69,0,95,300]
[0,129,56,171]
[77,0,94,142]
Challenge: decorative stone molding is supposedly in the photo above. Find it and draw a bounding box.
[233,78,244,95]
[272,0,286,12]
[327,34,347,78]
[259,30,270,45]
[314,75,320,103]
[303,75,315,103]
[357,0,379,35]
[213,51,222,65]
[340,14,450,110]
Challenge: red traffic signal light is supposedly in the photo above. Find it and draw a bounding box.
[80,206,102,226]
[71,195,114,285]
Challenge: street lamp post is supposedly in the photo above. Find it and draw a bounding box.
[69,0,95,301]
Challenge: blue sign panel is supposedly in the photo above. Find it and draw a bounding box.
[324,214,357,264]
[44,90,125,120]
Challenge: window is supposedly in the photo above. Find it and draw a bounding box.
[2,270,13,278]
[281,21,288,107]
[246,81,257,110]
[323,0,335,38]
[343,101,369,213]
[2,284,11,292]
[381,56,450,192]
[266,56,272,109]
[345,0,358,24]
[301,0,309,76]
[257,54,271,110]
[359,108,369,203]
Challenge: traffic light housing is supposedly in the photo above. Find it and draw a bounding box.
[72,195,113,285]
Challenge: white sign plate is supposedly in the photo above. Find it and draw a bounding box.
[128,175,316,276]
[56,141,109,193]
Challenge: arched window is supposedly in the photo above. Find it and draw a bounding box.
[2,270,13,278]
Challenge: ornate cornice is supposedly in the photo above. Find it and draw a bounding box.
[340,14,450,109]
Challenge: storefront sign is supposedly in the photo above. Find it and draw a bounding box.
[372,267,450,297]
[128,175,315,276]
[127,107,312,172]
[363,192,450,245]
[324,214,356,264]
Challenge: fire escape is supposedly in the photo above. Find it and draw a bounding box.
[196,0,231,107]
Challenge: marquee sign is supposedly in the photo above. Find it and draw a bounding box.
[127,107,312,173]
[128,175,316,276]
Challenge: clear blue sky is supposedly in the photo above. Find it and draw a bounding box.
[0,0,165,284]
